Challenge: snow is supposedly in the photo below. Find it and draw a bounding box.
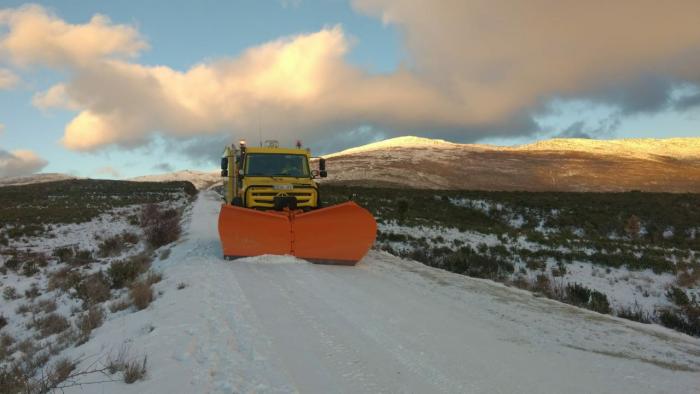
[56,191,700,393]
[0,173,79,187]
[325,135,700,161]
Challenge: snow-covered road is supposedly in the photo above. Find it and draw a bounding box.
[67,192,700,393]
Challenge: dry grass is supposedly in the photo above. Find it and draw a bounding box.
[123,356,147,384]
[130,281,154,311]
[140,203,182,248]
[48,266,82,292]
[106,347,148,384]
[46,357,76,388]
[31,313,70,338]
[109,298,131,313]
[77,306,104,343]
[3,286,19,301]
[145,271,163,286]
[107,253,152,289]
[677,265,700,288]
[76,272,111,306]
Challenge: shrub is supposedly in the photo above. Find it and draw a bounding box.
[145,271,162,286]
[78,306,105,343]
[0,314,7,330]
[176,282,187,290]
[75,273,111,306]
[32,313,70,338]
[140,204,182,248]
[53,246,74,263]
[525,258,546,271]
[4,256,21,271]
[53,247,93,266]
[108,254,151,289]
[565,283,591,307]
[532,274,552,296]
[21,261,39,277]
[48,267,83,292]
[106,348,148,383]
[97,235,124,258]
[123,356,147,384]
[3,286,19,301]
[130,281,153,311]
[24,284,41,299]
[589,290,611,314]
[666,286,690,307]
[616,303,653,324]
[47,357,76,388]
[109,299,131,313]
[658,309,700,337]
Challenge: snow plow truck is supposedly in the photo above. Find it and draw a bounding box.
[217,140,376,265]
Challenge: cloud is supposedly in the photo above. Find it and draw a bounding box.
[352,0,700,122]
[95,165,120,178]
[556,114,621,140]
[153,162,174,172]
[3,2,700,159]
[0,148,48,177]
[0,123,4,135]
[0,4,146,67]
[0,68,19,89]
[32,83,80,110]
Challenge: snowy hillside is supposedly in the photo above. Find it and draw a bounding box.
[322,136,700,192]
[0,173,79,187]
[1,187,699,392]
[42,192,700,392]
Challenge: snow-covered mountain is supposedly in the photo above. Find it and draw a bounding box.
[0,173,79,187]
[129,170,221,190]
[322,136,700,192]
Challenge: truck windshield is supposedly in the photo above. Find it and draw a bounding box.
[245,154,309,177]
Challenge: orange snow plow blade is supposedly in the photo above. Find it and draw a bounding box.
[218,202,376,265]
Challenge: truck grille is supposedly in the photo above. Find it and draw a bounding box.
[247,186,317,208]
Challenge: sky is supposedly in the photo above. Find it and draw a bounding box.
[0,0,699,179]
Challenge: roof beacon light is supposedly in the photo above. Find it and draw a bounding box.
[296,140,303,149]
[239,140,246,147]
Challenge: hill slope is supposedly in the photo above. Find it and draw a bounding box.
[0,173,79,187]
[58,191,700,393]
[322,136,700,192]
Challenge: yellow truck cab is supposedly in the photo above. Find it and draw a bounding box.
[221,140,326,211]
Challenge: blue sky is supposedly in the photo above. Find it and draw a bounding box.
[0,1,698,178]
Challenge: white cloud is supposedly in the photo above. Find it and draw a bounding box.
[0,148,48,177]
[3,2,700,155]
[32,83,80,110]
[352,0,700,119]
[0,68,19,89]
[0,4,146,67]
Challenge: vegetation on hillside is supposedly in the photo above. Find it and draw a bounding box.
[323,185,700,336]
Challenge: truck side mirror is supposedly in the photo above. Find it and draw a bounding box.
[221,169,228,177]
[319,158,326,171]
[221,157,228,171]
[320,170,327,178]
